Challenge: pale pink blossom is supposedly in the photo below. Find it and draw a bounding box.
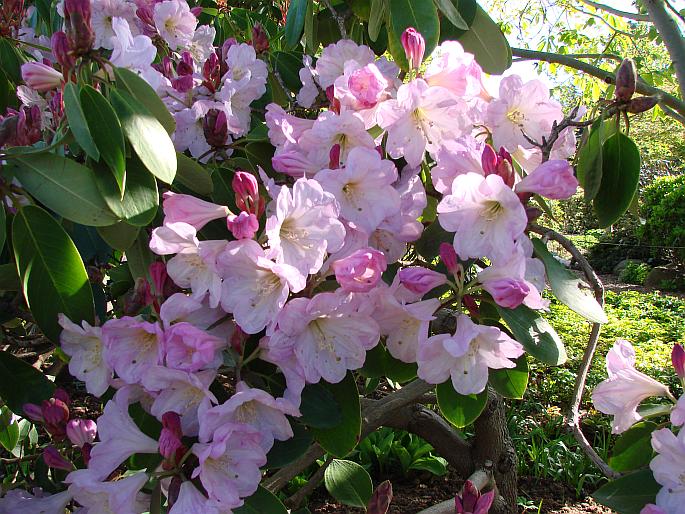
[296,55,319,108]
[267,292,380,384]
[66,419,97,448]
[227,211,259,239]
[671,395,685,426]
[191,423,266,507]
[334,61,392,127]
[153,0,197,49]
[477,256,547,310]
[67,470,149,513]
[159,293,226,330]
[432,136,486,194]
[217,239,305,334]
[58,314,112,397]
[90,0,138,50]
[437,173,528,263]
[101,317,164,385]
[265,103,315,148]
[109,17,156,72]
[21,62,62,92]
[377,78,471,167]
[331,247,387,293]
[150,221,199,255]
[189,25,216,63]
[515,160,578,200]
[650,427,685,511]
[259,336,307,408]
[163,322,225,372]
[316,147,400,234]
[315,39,375,89]
[0,488,72,514]
[592,340,671,434]
[417,314,523,395]
[425,41,483,98]
[169,482,225,514]
[162,192,230,230]
[266,178,346,278]
[398,267,447,296]
[272,146,321,178]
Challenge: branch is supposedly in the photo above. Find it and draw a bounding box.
[529,225,620,480]
[285,455,334,509]
[642,0,685,102]
[579,0,651,22]
[511,47,685,124]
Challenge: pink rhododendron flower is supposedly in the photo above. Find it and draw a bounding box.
[158,411,184,461]
[108,17,156,73]
[592,339,671,433]
[67,470,149,513]
[650,427,685,511]
[432,136,486,194]
[671,395,685,426]
[641,505,667,514]
[418,314,524,395]
[21,62,62,92]
[58,314,112,397]
[296,55,319,108]
[335,61,390,113]
[150,221,200,255]
[43,446,73,471]
[163,322,225,372]
[515,160,578,200]
[217,239,305,334]
[162,192,230,230]
[315,39,375,89]
[90,0,137,50]
[477,255,547,310]
[267,292,380,384]
[266,178,346,278]
[153,0,197,49]
[398,267,447,296]
[672,343,685,379]
[331,247,387,293]
[66,419,97,448]
[102,317,164,385]
[438,173,528,263]
[425,41,483,98]
[0,488,72,513]
[227,211,259,240]
[159,293,226,331]
[316,147,400,234]
[455,480,495,514]
[169,482,226,514]
[265,103,315,148]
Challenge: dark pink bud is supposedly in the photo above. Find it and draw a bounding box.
[203,108,229,147]
[190,5,202,17]
[64,0,94,56]
[230,324,248,353]
[123,277,152,316]
[482,277,530,309]
[149,261,169,297]
[221,37,238,63]
[168,476,182,508]
[171,75,193,93]
[159,412,184,465]
[455,480,495,514]
[482,145,515,187]
[615,58,636,102]
[178,52,194,75]
[326,85,341,114]
[627,96,658,114]
[49,90,65,127]
[202,52,221,93]
[251,23,269,54]
[367,480,393,514]
[439,243,458,275]
[401,27,425,70]
[4,105,43,147]
[462,295,479,318]
[51,32,74,71]
[227,211,259,239]
[233,171,264,217]
[53,388,71,406]
[23,403,44,422]
[136,5,155,29]
[43,446,73,471]
[329,143,341,169]
[481,144,498,174]
[41,398,69,427]
[673,344,685,379]
[66,418,97,447]
[81,442,92,465]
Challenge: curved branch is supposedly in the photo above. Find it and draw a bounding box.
[579,0,650,22]
[643,0,685,102]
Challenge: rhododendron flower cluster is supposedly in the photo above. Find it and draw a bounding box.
[0,8,593,510]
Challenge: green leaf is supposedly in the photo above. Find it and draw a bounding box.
[489,355,528,399]
[245,142,276,175]
[593,132,641,228]
[456,5,511,74]
[174,152,213,196]
[388,0,440,70]
[0,38,28,83]
[234,486,288,514]
[97,222,140,251]
[497,304,567,365]
[80,85,127,194]
[285,0,307,48]
[94,156,159,226]
[325,459,374,508]
[592,469,660,514]
[304,0,317,53]
[125,230,154,282]
[531,238,608,324]
[414,221,453,260]
[271,51,305,93]
[113,67,175,134]
[576,119,617,202]
[0,263,19,291]
[609,421,657,472]
[368,0,387,41]
[409,456,448,476]
[434,0,468,29]
[300,383,343,429]
[266,422,313,468]
[110,89,177,185]
[311,373,361,457]
[359,344,417,383]
[439,0,477,40]
[0,351,55,414]
[63,83,100,161]
[436,381,487,428]
[10,153,118,226]
[0,418,19,452]
[13,205,95,342]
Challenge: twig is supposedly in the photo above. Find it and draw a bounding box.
[578,0,651,22]
[285,455,334,509]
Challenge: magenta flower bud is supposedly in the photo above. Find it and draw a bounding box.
[398,267,447,296]
[439,243,459,275]
[455,480,495,514]
[367,480,393,514]
[23,403,44,422]
[43,446,73,471]
[627,96,658,114]
[21,62,62,92]
[515,160,579,200]
[329,143,341,169]
[64,0,94,56]
[136,5,155,29]
[177,51,194,75]
[82,442,92,465]
[482,277,530,309]
[148,261,169,298]
[190,5,202,17]
[615,58,636,102]
[171,74,194,93]
[401,27,425,70]
[325,85,341,113]
[331,248,387,293]
[41,398,69,427]
[51,32,74,71]
[227,211,259,240]
[202,52,221,93]
[159,412,184,462]
[482,145,515,188]
[251,22,269,54]
[53,388,71,406]
[672,344,685,379]
[233,171,264,217]
[230,324,248,353]
[481,144,498,174]
[66,418,97,447]
[203,108,229,147]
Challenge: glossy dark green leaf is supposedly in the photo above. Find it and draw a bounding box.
[436,381,487,428]
[63,83,100,161]
[0,263,18,291]
[434,0,468,29]
[267,423,313,468]
[592,469,659,514]
[0,38,27,83]
[174,152,213,196]
[311,373,361,457]
[388,0,440,70]
[113,67,175,134]
[457,5,511,74]
[489,355,528,399]
[234,486,288,514]
[414,221,453,260]
[439,0,477,40]
[532,238,608,324]
[126,229,154,282]
[271,51,305,93]
[300,383,343,429]
[0,408,19,452]
[304,0,317,53]
[576,118,617,202]
[245,142,276,176]
[80,85,127,194]
[324,459,374,508]
[359,344,417,383]
[97,222,140,251]
[496,304,567,365]
[609,421,657,472]
[110,89,177,185]
[368,0,387,41]
[285,0,307,48]
[12,205,95,342]
[593,131,641,228]
[10,153,118,226]
[0,351,55,414]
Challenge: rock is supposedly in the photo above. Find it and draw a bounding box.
[645,265,681,289]
[613,259,643,276]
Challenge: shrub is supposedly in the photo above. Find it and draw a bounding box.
[618,261,651,285]
[639,175,685,266]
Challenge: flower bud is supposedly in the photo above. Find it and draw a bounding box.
[329,143,341,170]
[439,243,459,275]
[53,388,71,406]
[23,402,44,422]
[21,62,62,92]
[367,480,393,514]
[398,267,447,296]
[162,191,231,229]
[401,27,425,70]
[482,277,530,309]
[673,344,685,379]
[82,442,92,465]
[227,211,259,240]
[159,412,184,464]
[627,96,658,114]
[64,0,94,56]
[202,52,221,93]
[41,398,69,427]
[190,5,202,17]
[66,418,97,448]
[251,23,269,54]
[462,294,479,317]
[51,31,74,71]
[43,446,74,471]
[515,159,579,200]
[482,145,515,188]
[331,248,387,293]
[233,171,264,217]
[272,149,312,178]
[455,480,494,514]
[615,58,636,102]
[203,108,229,147]
[230,324,248,353]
